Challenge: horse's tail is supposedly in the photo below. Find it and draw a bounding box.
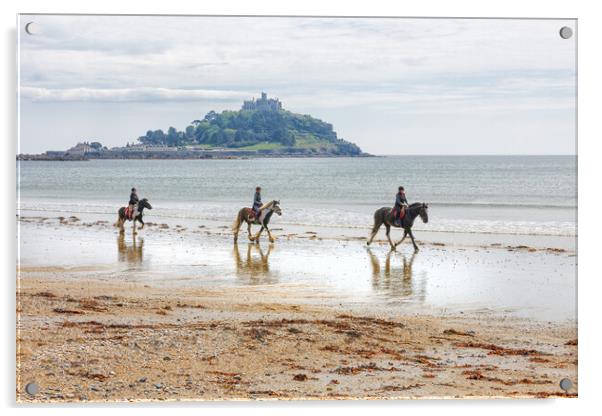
[232,209,244,233]
[367,207,388,245]
[371,209,382,233]
[114,207,125,227]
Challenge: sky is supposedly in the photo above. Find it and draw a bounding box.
[18,15,576,155]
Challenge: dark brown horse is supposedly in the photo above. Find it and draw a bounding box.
[232,200,282,243]
[366,202,429,251]
[115,198,152,235]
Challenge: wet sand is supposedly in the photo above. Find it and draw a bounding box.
[16,214,578,401]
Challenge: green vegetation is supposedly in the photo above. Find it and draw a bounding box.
[136,94,364,156]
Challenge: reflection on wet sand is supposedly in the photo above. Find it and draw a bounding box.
[233,242,278,285]
[367,248,426,302]
[117,234,145,267]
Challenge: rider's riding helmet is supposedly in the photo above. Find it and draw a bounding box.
[132,187,137,192]
[398,186,404,192]
[256,186,261,191]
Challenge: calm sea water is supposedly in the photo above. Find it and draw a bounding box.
[17,156,576,236]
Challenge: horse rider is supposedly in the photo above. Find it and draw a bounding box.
[252,186,262,219]
[128,187,139,220]
[394,186,408,226]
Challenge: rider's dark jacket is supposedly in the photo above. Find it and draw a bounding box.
[129,192,139,206]
[395,192,408,210]
[253,192,262,213]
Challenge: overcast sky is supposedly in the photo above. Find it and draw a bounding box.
[18,15,576,155]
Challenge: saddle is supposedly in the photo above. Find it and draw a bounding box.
[393,207,406,221]
[245,207,261,222]
[125,206,135,220]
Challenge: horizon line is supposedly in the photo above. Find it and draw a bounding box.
[371,153,576,157]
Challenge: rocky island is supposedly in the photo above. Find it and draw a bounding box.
[18,93,368,160]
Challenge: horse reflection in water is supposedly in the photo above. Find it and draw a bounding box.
[232,242,278,285]
[117,233,145,267]
[367,248,426,301]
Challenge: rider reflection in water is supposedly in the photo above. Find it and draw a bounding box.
[368,249,422,300]
[117,234,144,265]
[232,242,276,283]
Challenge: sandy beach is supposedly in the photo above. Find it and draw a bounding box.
[16,213,577,401]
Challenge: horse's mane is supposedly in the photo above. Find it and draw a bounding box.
[408,202,423,208]
[259,200,278,211]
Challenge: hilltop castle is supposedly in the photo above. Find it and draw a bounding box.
[241,92,282,112]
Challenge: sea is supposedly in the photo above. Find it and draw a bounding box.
[17,155,577,238]
[17,155,578,320]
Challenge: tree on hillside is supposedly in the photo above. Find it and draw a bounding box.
[185,125,195,140]
[138,129,167,145]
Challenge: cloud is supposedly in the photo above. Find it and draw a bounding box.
[17,15,576,154]
[19,86,251,103]
[19,16,576,93]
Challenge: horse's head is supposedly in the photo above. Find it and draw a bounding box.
[271,200,282,216]
[140,198,152,210]
[419,203,429,223]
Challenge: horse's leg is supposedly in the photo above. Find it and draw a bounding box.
[409,229,419,251]
[367,220,381,246]
[385,225,395,250]
[394,230,408,248]
[247,221,254,241]
[265,225,275,243]
[138,216,144,230]
[254,226,264,241]
[132,219,137,235]
[233,211,243,243]
[117,216,125,233]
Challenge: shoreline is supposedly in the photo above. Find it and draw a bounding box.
[18,208,576,251]
[17,214,577,322]
[16,153,375,161]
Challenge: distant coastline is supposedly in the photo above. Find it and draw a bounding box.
[18,93,371,161]
[16,149,373,161]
